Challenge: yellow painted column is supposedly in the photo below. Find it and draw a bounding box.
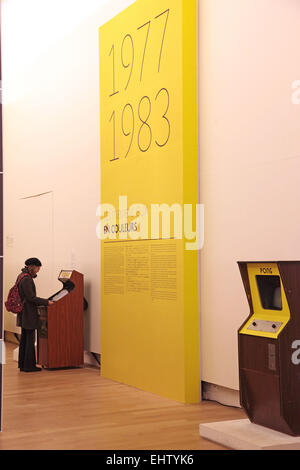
[99,0,199,403]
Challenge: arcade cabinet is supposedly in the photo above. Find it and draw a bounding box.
[238,261,300,436]
[38,270,84,369]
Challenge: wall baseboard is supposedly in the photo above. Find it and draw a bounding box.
[0,339,5,364]
[84,351,100,369]
[202,381,241,408]
[4,331,19,345]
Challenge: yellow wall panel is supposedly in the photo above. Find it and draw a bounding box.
[99,0,199,403]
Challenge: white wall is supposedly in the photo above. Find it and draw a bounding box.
[199,0,300,389]
[2,0,135,352]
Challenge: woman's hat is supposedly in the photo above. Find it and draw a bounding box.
[25,258,42,267]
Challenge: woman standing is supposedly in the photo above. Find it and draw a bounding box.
[16,258,54,372]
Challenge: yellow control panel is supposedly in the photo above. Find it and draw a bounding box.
[239,263,290,339]
[59,270,73,280]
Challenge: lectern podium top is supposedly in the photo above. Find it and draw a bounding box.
[58,270,82,281]
[59,270,73,280]
[48,270,83,302]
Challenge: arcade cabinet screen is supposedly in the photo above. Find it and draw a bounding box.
[256,275,282,310]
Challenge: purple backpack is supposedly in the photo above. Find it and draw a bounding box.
[5,273,30,314]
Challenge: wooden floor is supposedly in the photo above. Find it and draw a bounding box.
[0,342,245,450]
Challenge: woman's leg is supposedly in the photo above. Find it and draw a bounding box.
[22,329,37,371]
[18,328,26,370]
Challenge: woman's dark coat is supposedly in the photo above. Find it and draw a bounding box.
[16,267,49,330]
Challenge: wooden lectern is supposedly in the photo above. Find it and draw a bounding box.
[238,261,300,436]
[38,270,84,369]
